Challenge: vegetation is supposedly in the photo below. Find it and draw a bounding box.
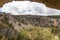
[1,24,60,40]
[17,26,55,40]
[0,13,60,40]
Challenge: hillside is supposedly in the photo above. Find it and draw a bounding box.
[0,12,60,40]
[0,12,60,29]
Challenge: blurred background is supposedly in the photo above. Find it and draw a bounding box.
[0,0,60,9]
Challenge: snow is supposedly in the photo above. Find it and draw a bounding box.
[1,1,60,16]
[0,8,1,12]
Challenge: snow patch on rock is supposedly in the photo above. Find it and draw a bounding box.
[1,1,60,16]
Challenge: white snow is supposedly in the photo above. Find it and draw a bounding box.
[0,7,2,12]
[1,1,60,16]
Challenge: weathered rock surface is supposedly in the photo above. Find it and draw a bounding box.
[0,12,17,40]
[13,15,59,27]
[0,12,60,27]
[0,13,60,27]
[0,12,60,40]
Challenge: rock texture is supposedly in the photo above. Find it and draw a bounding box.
[0,12,60,28]
[13,15,59,27]
[0,13,17,40]
[0,12,60,40]
[0,12,60,33]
